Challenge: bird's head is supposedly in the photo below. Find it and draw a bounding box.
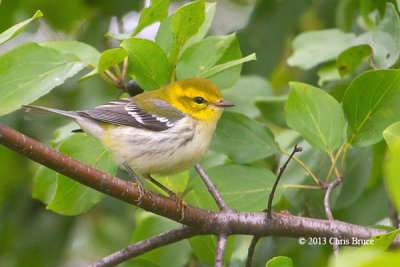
[163,78,235,121]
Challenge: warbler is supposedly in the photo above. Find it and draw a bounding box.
[22,78,234,202]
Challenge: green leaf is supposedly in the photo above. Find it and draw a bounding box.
[176,34,237,80]
[121,38,170,90]
[0,10,43,45]
[352,3,400,69]
[131,212,191,266]
[266,256,294,267]
[343,69,400,147]
[46,134,118,215]
[211,111,279,164]
[336,44,372,77]
[0,42,86,116]
[134,0,170,36]
[189,235,234,266]
[317,62,341,86]
[385,140,400,213]
[285,82,346,151]
[169,0,205,65]
[281,142,371,213]
[201,53,256,79]
[383,122,400,149]
[332,146,372,210]
[32,166,57,205]
[155,16,174,56]
[51,122,78,146]
[182,2,216,51]
[98,47,128,73]
[148,171,189,197]
[176,33,255,88]
[39,40,101,67]
[205,36,247,89]
[330,245,400,267]
[255,96,287,127]
[191,164,281,211]
[224,75,274,119]
[360,229,400,251]
[287,29,355,69]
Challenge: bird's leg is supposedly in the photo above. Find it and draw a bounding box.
[145,175,187,219]
[123,163,145,206]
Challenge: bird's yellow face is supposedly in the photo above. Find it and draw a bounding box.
[163,78,235,121]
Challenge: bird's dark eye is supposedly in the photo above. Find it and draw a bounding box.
[194,96,204,104]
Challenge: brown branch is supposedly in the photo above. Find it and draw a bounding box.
[90,226,195,267]
[195,163,229,211]
[215,233,228,267]
[267,144,302,218]
[246,236,261,267]
[323,175,344,256]
[2,123,400,264]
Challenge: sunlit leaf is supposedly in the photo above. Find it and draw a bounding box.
[385,140,400,213]
[266,256,294,267]
[0,10,43,45]
[98,47,128,73]
[383,122,400,149]
[0,43,86,115]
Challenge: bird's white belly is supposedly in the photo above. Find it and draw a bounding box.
[100,117,216,176]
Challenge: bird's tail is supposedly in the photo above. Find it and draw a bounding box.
[21,105,80,120]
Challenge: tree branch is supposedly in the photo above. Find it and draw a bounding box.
[195,163,229,211]
[1,123,400,263]
[90,226,195,267]
[215,233,228,267]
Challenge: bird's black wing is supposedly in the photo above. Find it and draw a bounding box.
[77,98,184,131]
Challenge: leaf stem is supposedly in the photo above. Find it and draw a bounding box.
[122,57,128,81]
[280,149,320,185]
[283,184,321,190]
[327,151,340,178]
[100,72,117,87]
[340,143,351,175]
[325,144,345,183]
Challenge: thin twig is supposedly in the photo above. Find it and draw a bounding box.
[90,226,195,267]
[195,163,229,211]
[215,233,228,267]
[323,175,344,256]
[267,144,303,218]
[280,149,320,185]
[246,236,261,267]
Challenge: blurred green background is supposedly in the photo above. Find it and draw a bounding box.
[0,0,391,266]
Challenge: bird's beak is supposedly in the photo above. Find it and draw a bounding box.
[214,99,235,107]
